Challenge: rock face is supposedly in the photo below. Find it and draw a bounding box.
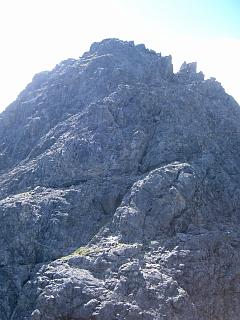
[0,38,240,320]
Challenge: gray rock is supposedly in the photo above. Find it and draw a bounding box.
[0,38,240,319]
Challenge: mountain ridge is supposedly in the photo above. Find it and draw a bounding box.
[0,38,240,320]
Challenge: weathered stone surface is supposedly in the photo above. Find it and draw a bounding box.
[0,38,240,319]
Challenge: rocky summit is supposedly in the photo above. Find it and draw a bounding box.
[0,38,240,320]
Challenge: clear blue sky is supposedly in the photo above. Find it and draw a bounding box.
[0,0,239,111]
[124,0,240,38]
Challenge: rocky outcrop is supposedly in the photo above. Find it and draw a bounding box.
[0,38,240,320]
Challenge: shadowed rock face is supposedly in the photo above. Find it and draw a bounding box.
[0,38,240,320]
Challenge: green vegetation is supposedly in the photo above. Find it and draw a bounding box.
[60,242,127,261]
[59,246,94,260]
[72,246,95,256]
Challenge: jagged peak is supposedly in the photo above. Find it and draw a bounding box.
[180,61,197,73]
[1,37,240,320]
[89,38,160,56]
[175,60,204,83]
[90,38,134,52]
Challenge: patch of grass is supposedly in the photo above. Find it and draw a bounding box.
[73,246,93,256]
[59,242,127,261]
[59,246,94,260]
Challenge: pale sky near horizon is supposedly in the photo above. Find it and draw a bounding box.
[0,0,239,111]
